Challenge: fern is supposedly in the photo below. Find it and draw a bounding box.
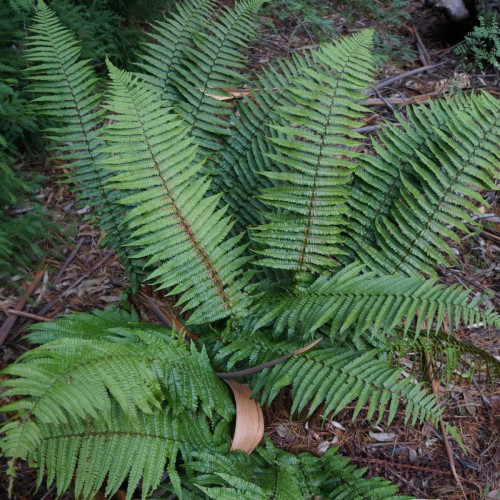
[24,1,143,284]
[170,0,265,157]
[252,32,375,277]
[347,92,499,276]
[137,0,216,104]
[1,2,499,498]
[187,441,407,499]
[1,311,233,499]
[254,262,500,342]
[208,50,319,233]
[102,64,253,324]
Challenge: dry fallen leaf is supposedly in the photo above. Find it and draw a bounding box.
[224,379,264,454]
[317,436,338,455]
[369,431,397,442]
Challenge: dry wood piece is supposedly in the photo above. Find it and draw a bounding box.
[0,269,45,346]
[224,378,265,454]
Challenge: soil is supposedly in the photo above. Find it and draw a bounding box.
[1,0,499,498]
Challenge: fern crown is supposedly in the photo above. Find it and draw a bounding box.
[1,1,498,498]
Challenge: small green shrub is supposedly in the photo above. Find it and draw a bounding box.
[0,1,499,498]
[0,0,52,280]
[456,14,500,71]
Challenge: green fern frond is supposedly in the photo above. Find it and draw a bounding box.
[254,263,500,342]
[2,312,234,427]
[2,402,229,500]
[25,1,143,284]
[1,313,235,499]
[137,0,216,104]
[171,0,265,157]
[189,440,407,499]
[103,64,253,324]
[254,347,442,426]
[251,32,375,277]
[347,92,499,276]
[209,51,319,233]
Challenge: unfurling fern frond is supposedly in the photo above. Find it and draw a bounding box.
[25,1,143,284]
[188,441,406,499]
[103,65,253,324]
[137,0,216,104]
[254,263,500,342]
[171,0,265,157]
[347,92,499,276]
[252,32,375,277]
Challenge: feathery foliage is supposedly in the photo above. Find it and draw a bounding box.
[103,64,253,323]
[1,311,234,499]
[24,1,143,284]
[187,440,407,499]
[252,32,375,277]
[1,1,499,498]
[255,263,500,342]
[347,92,500,276]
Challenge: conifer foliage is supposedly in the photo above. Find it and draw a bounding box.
[1,1,499,498]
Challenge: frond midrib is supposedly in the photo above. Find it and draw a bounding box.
[296,56,355,274]
[124,83,233,311]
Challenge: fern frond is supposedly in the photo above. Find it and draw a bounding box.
[255,347,442,426]
[347,92,499,276]
[2,402,229,500]
[209,51,318,233]
[410,330,500,382]
[103,64,253,324]
[25,1,143,284]
[137,0,216,104]
[2,312,234,425]
[189,440,407,499]
[254,263,500,342]
[215,333,442,426]
[251,32,375,277]
[1,312,235,498]
[171,0,265,157]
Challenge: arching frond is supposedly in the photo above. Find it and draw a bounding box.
[2,403,230,500]
[188,441,406,499]
[347,92,499,276]
[172,0,265,157]
[254,347,442,426]
[254,263,500,342]
[2,314,233,426]
[1,313,234,499]
[103,64,253,324]
[136,0,216,104]
[25,1,143,284]
[251,32,375,278]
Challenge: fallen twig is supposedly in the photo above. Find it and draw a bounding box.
[370,61,447,92]
[0,269,45,346]
[52,238,84,285]
[6,309,53,322]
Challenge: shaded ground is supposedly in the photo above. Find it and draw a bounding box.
[1,0,499,498]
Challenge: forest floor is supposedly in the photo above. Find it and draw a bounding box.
[1,0,499,498]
